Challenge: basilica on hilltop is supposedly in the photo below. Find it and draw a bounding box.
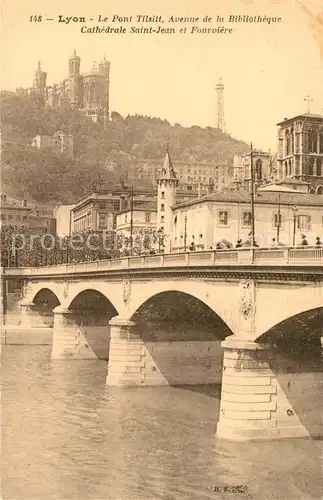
[18,50,110,128]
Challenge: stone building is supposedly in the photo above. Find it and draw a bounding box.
[111,158,233,193]
[24,51,110,128]
[0,194,56,232]
[277,113,323,194]
[70,183,196,234]
[0,195,31,227]
[32,131,74,157]
[232,150,276,190]
[171,190,323,251]
[116,205,157,233]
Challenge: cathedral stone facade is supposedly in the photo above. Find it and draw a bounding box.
[277,114,323,194]
[23,51,110,128]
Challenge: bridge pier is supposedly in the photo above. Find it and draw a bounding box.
[106,316,168,386]
[216,338,310,441]
[20,299,50,328]
[51,305,97,359]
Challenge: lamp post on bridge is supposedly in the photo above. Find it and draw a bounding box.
[276,193,281,244]
[184,216,187,252]
[291,205,299,246]
[250,143,256,262]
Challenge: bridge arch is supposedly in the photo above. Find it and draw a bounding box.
[29,284,64,305]
[65,288,119,360]
[256,283,323,338]
[255,306,323,438]
[30,288,61,328]
[126,289,233,386]
[33,288,61,308]
[128,280,237,332]
[130,290,233,340]
[64,282,121,314]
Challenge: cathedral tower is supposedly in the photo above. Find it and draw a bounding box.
[68,49,81,77]
[33,61,47,98]
[156,146,178,253]
[68,49,81,106]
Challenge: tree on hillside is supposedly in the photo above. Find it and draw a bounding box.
[1,92,250,203]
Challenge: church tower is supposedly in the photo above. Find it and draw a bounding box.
[33,61,47,99]
[156,146,178,253]
[68,49,81,107]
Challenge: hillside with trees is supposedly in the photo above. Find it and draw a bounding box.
[1,91,249,204]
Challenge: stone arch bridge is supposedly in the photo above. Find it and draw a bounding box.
[2,247,323,442]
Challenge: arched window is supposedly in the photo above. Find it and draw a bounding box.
[316,185,323,195]
[288,159,292,177]
[290,126,294,154]
[84,82,89,105]
[316,158,322,177]
[308,157,314,176]
[255,159,263,180]
[89,82,95,105]
[308,127,318,153]
[284,161,288,177]
[320,129,323,154]
[285,130,291,156]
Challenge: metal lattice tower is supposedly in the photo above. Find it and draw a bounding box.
[215,77,225,132]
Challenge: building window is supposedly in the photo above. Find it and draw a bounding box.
[161,191,165,199]
[242,211,252,228]
[297,215,311,230]
[113,200,120,211]
[317,158,322,177]
[308,157,314,176]
[255,159,263,180]
[8,215,13,220]
[308,127,318,153]
[1,214,5,220]
[161,216,165,223]
[125,214,128,223]
[145,212,151,222]
[99,215,106,229]
[23,216,28,221]
[218,210,228,226]
[273,213,283,228]
[161,204,165,212]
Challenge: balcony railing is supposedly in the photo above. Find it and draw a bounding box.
[2,247,322,277]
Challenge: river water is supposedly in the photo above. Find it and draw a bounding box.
[2,345,323,500]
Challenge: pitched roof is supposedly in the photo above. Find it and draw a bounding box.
[173,189,323,210]
[277,113,323,126]
[158,148,177,180]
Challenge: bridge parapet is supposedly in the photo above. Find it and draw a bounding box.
[2,247,322,277]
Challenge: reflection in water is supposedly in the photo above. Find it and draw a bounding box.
[2,346,323,500]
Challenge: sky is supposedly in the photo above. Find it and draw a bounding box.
[1,0,323,151]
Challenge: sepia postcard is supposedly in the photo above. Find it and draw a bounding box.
[1,0,323,499]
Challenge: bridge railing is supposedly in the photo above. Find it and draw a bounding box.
[2,247,322,276]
